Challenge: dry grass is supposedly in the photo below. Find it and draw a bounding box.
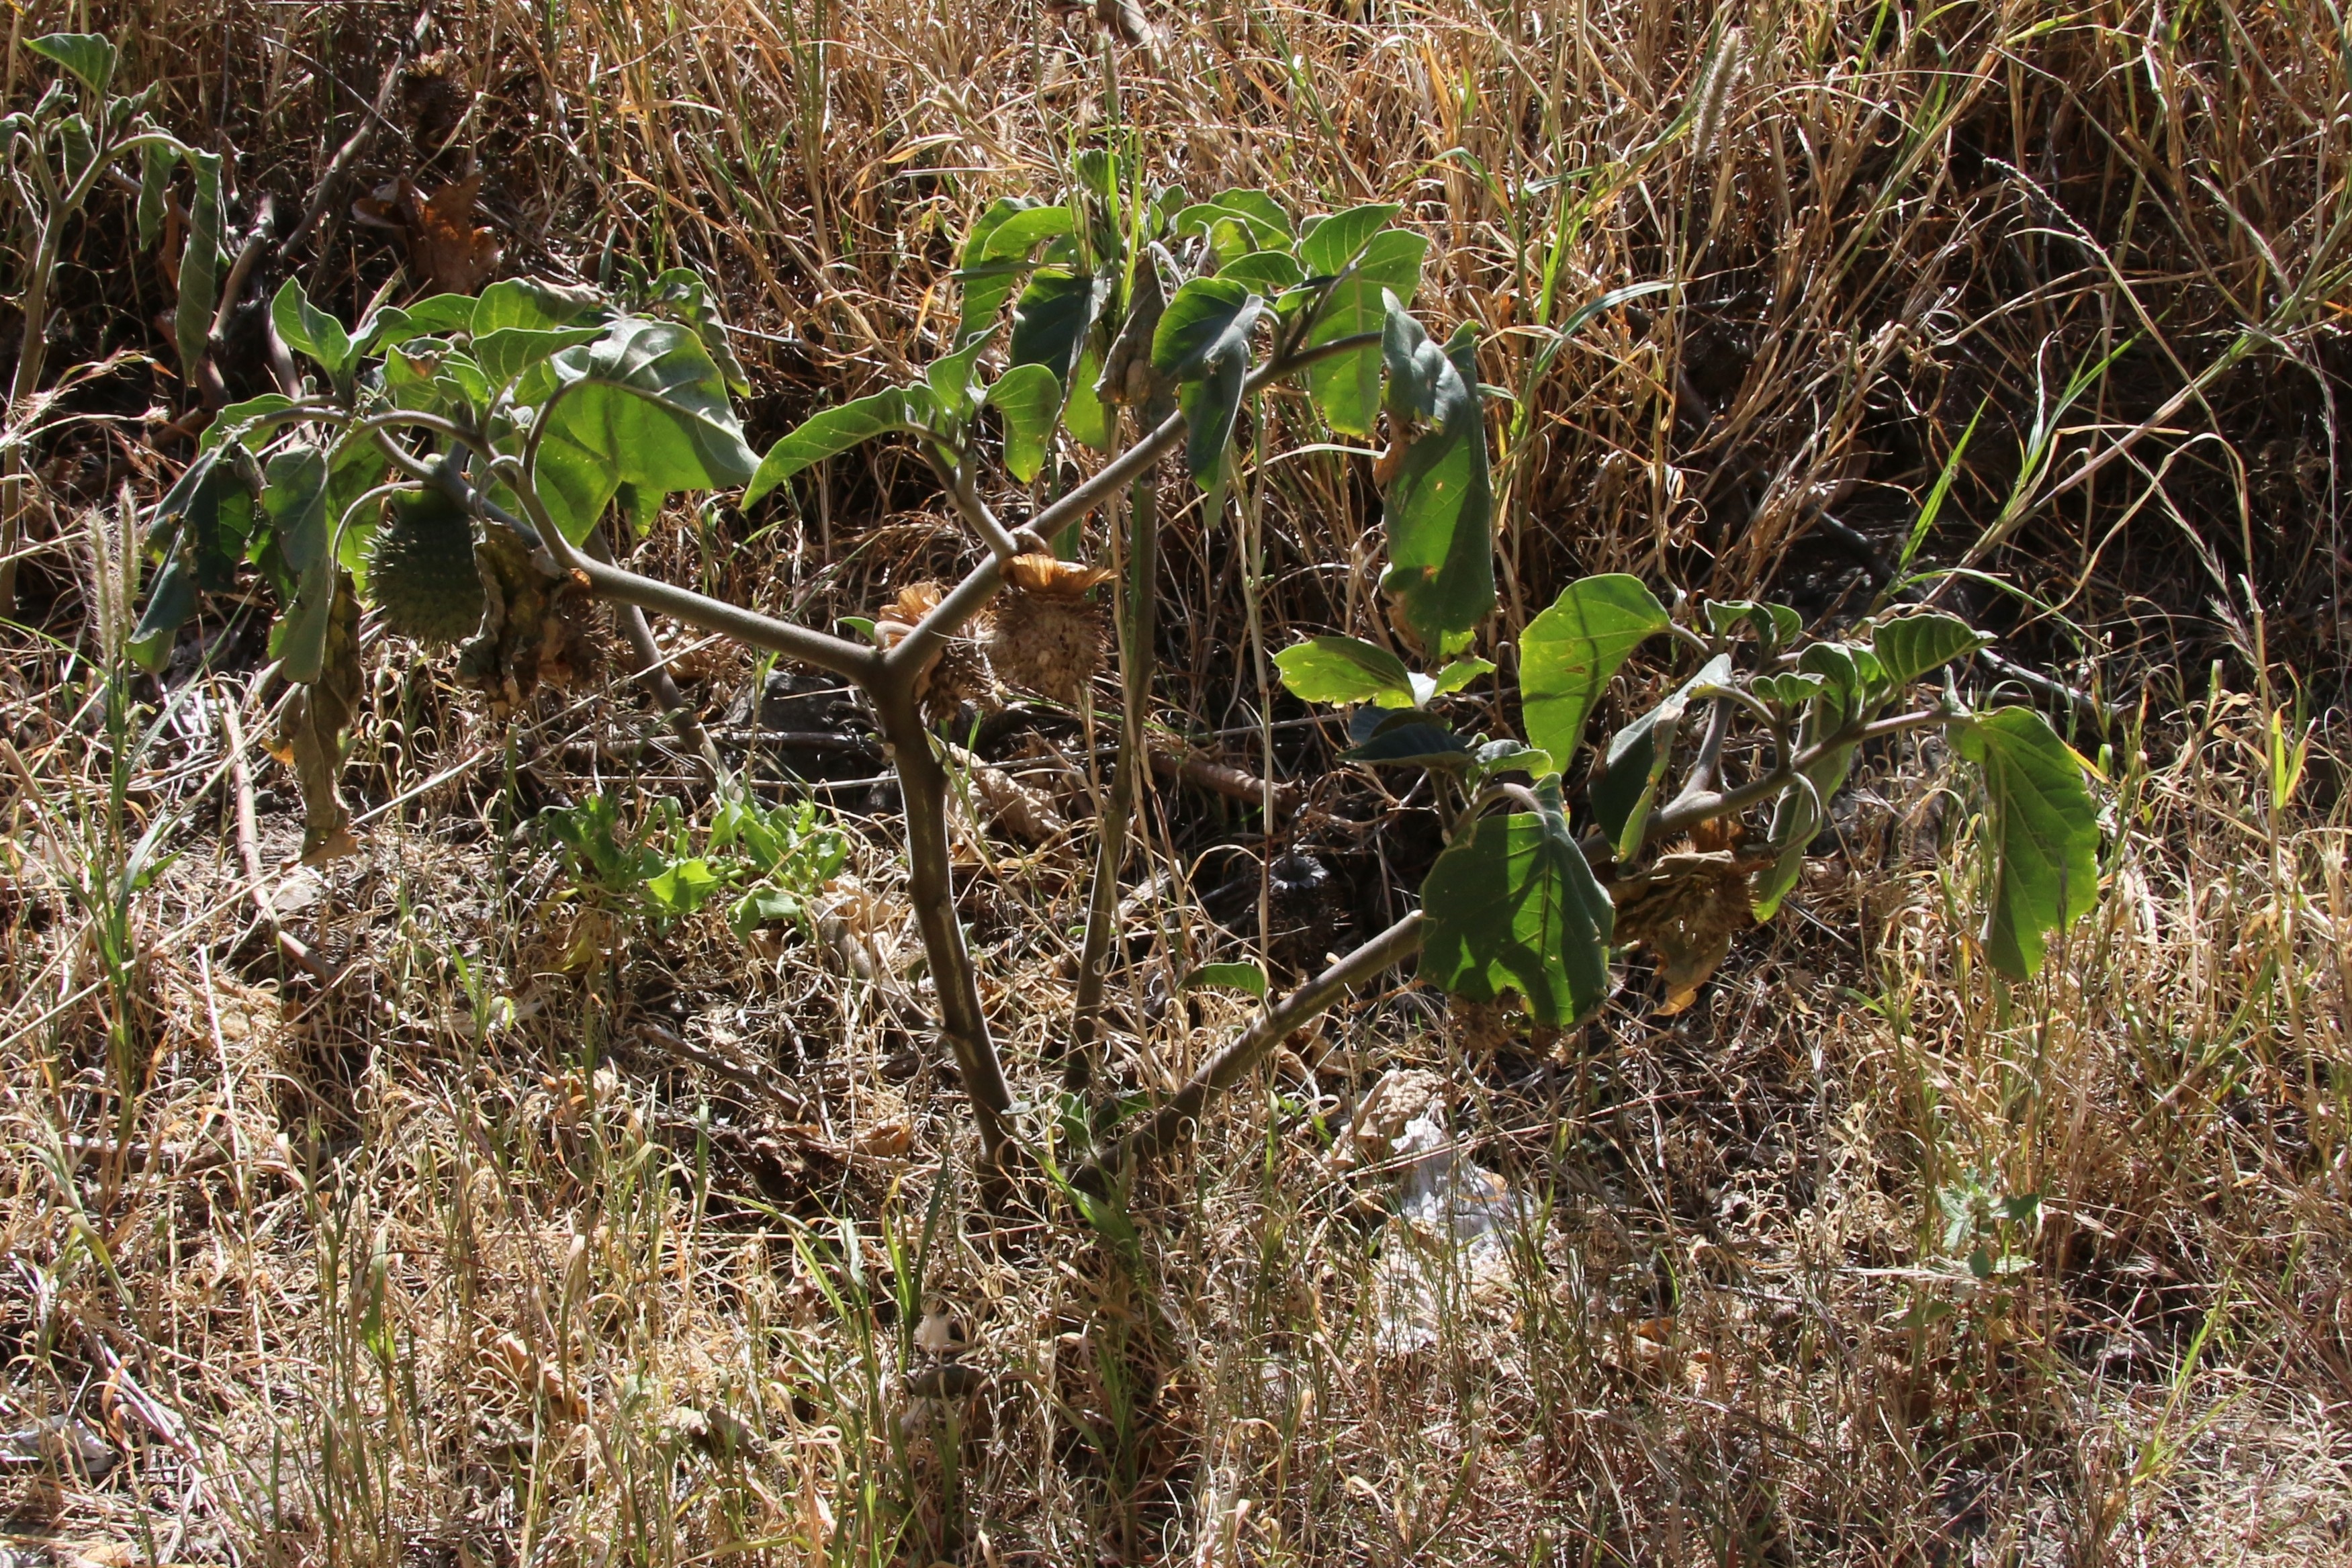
[3,0,2351,1563]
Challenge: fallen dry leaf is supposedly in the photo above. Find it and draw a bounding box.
[355,172,502,294]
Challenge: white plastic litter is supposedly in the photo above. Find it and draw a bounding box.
[1372,1105,1530,1353]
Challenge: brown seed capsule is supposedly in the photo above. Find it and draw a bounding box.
[989,555,1111,707]
[878,582,999,722]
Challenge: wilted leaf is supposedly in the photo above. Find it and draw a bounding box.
[175,150,222,381]
[1954,706,2099,978]
[1379,320,1494,655]
[357,173,502,295]
[278,574,363,864]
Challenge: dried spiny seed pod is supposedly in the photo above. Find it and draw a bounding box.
[400,50,473,150]
[879,582,998,721]
[989,555,1110,706]
[1264,849,1337,972]
[1609,841,1771,1015]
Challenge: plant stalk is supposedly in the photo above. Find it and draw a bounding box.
[1081,911,1427,1186]
[1065,420,1163,1087]
[870,674,1016,1166]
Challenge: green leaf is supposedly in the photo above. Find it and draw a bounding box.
[1216,250,1305,295]
[27,34,115,98]
[531,318,760,542]
[263,447,337,682]
[128,555,196,672]
[1182,962,1268,1000]
[136,140,173,250]
[1273,634,1415,708]
[1204,188,1294,242]
[1379,322,1496,657]
[956,201,1076,345]
[355,293,478,355]
[1341,710,1474,768]
[1517,573,1670,770]
[56,113,95,187]
[1419,778,1614,1026]
[197,392,297,453]
[1298,203,1402,275]
[925,331,995,426]
[1428,656,1494,697]
[645,857,726,921]
[1750,641,1868,920]
[1466,739,1553,789]
[471,277,610,335]
[1151,277,1259,377]
[1009,267,1106,389]
[729,886,806,938]
[1590,653,1729,860]
[1752,672,1830,708]
[641,267,750,394]
[743,389,919,509]
[174,150,222,381]
[270,278,355,381]
[1704,598,1803,652]
[1062,347,1114,451]
[1954,707,2099,979]
[987,363,1062,483]
[474,325,609,389]
[1871,610,1987,690]
[1172,201,1287,268]
[1153,279,1261,488]
[1304,228,1427,436]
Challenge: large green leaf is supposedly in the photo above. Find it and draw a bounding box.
[987,363,1062,483]
[263,447,337,682]
[27,34,115,97]
[1517,573,1670,770]
[1419,778,1614,1025]
[531,318,758,542]
[1304,228,1427,436]
[175,150,222,381]
[957,199,1073,345]
[1272,635,1416,708]
[1299,203,1402,276]
[1379,321,1495,656]
[1152,277,1263,488]
[1150,277,1258,378]
[476,325,608,389]
[471,277,610,335]
[1954,706,2099,979]
[270,278,355,381]
[1872,610,1986,690]
[743,389,921,510]
[1009,267,1105,394]
[355,293,477,356]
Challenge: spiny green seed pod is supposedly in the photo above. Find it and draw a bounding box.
[366,486,484,645]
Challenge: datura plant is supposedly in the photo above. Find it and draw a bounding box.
[132,141,2101,1179]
